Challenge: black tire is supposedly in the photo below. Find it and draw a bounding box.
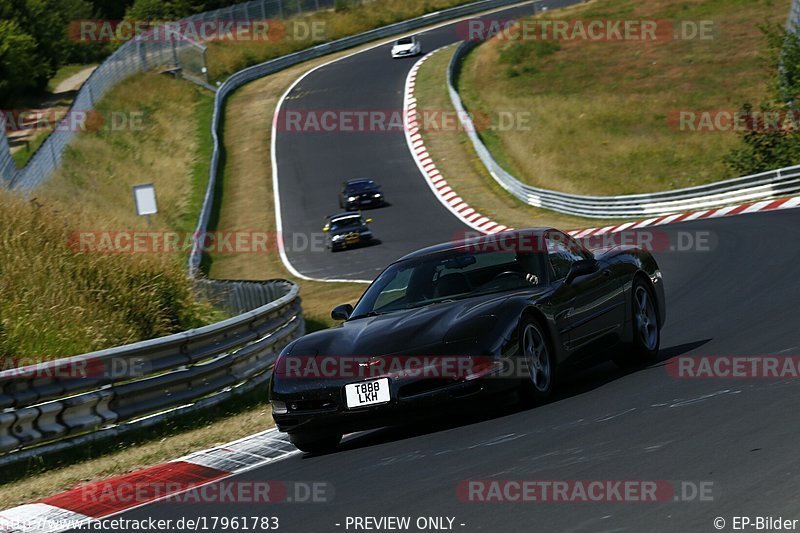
[517,316,555,401]
[614,278,660,367]
[289,431,342,454]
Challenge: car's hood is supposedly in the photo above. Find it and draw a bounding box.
[393,43,416,52]
[287,291,542,357]
[330,225,370,236]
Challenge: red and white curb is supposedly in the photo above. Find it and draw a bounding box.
[403,49,800,238]
[565,196,800,239]
[0,429,297,533]
[403,49,511,236]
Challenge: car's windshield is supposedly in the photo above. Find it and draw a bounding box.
[347,181,376,192]
[396,37,414,45]
[351,249,546,318]
[329,216,363,230]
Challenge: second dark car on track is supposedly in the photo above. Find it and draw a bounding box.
[270,228,665,452]
[339,178,386,210]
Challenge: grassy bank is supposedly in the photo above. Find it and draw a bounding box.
[206,0,480,80]
[458,0,791,195]
[0,71,273,508]
[414,44,608,230]
[1,73,222,361]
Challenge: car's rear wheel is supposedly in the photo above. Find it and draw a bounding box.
[518,317,555,400]
[614,278,660,367]
[289,430,342,454]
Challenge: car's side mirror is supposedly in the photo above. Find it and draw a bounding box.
[366,218,373,224]
[565,259,598,285]
[331,303,354,321]
[322,225,329,232]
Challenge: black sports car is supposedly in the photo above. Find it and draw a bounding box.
[339,178,385,210]
[270,228,665,453]
[323,212,374,251]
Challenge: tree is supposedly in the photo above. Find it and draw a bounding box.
[0,19,40,105]
[725,24,800,175]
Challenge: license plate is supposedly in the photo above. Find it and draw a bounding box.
[345,378,390,408]
[362,199,372,204]
[345,234,360,243]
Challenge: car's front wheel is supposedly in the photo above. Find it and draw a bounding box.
[518,317,555,400]
[614,278,660,367]
[288,430,342,454]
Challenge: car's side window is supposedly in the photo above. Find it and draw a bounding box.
[546,235,585,280]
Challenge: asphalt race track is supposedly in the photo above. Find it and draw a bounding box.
[83,1,800,531]
[274,0,579,281]
[76,207,800,532]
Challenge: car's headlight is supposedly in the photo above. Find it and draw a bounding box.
[348,196,357,201]
[332,234,345,241]
[272,400,288,414]
[373,193,382,198]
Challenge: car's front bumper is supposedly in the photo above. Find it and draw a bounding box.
[271,369,515,435]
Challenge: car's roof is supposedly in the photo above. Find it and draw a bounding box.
[396,228,555,262]
[345,178,376,186]
[328,212,364,222]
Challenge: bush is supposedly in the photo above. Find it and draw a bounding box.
[726,24,800,175]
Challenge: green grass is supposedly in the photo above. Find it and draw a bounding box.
[11,131,48,168]
[205,0,486,81]
[0,73,224,361]
[458,0,791,195]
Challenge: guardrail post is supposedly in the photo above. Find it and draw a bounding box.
[0,412,19,453]
[36,401,67,441]
[11,407,42,446]
[61,392,105,434]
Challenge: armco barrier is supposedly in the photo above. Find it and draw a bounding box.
[446,40,800,219]
[0,279,303,466]
[187,0,532,276]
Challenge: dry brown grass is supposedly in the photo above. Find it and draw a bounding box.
[414,44,615,229]
[0,74,221,360]
[39,73,211,232]
[459,0,791,195]
[206,0,482,80]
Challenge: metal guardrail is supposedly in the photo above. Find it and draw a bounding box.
[187,0,530,275]
[0,279,303,465]
[446,40,800,219]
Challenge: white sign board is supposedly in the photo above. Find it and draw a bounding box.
[133,183,158,216]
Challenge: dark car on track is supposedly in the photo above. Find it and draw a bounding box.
[270,228,666,453]
[323,212,375,251]
[339,179,386,210]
